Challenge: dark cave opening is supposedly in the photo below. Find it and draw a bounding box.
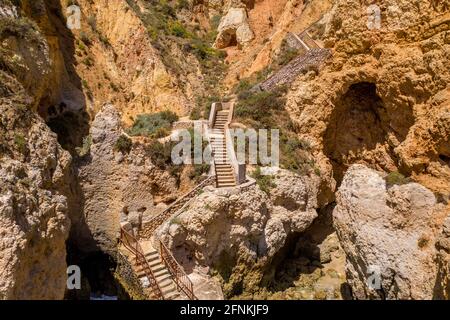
[46,109,91,154]
[439,154,450,167]
[261,205,352,300]
[228,32,238,47]
[65,245,130,300]
[323,82,398,184]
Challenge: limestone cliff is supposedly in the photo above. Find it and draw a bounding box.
[157,170,333,297]
[76,104,180,253]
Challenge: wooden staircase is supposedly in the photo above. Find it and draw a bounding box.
[134,242,184,300]
[211,109,237,188]
[119,228,196,300]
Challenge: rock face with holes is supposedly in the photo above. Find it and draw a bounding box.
[214,7,254,48]
[334,164,449,299]
[285,0,450,196]
[0,1,74,300]
[77,104,179,253]
[157,169,322,296]
[0,101,72,299]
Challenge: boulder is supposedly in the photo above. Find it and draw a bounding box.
[214,8,254,49]
[334,164,447,299]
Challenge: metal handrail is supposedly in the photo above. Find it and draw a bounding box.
[119,228,164,300]
[159,240,197,300]
[140,176,215,239]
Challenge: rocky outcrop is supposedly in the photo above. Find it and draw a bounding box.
[77,104,179,253]
[0,101,71,299]
[214,7,254,48]
[285,0,450,194]
[436,216,450,299]
[334,165,448,299]
[0,0,74,300]
[157,169,322,296]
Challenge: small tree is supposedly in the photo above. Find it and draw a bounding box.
[114,135,133,154]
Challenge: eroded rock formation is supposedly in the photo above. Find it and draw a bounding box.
[214,7,254,48]
[286,0,450,194]
[157,170,324,296]
[77,104,180,253]
[334,165,448,299]
[0,98,71,300]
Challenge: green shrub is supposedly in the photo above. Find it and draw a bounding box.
[168,20,189,38]
[144,140,182,182]
[252,167,276,194]
[127,111,178,138]
[189,106,202,120]
[235,90,286,123]
[80,31,92,46]
[170,217,183,225]
[190,39,225,60]
[76,135,92,157]
[114,135,133,154]
[87,16,97,30]
[176,0,190,10]
[189,164,211,182]
[14,133,27,155]
[385,171,410,186]
[418,235,429,249]
[274,39,299,67]
[0,17,43,42]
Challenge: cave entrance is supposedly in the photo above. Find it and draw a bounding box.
[261,205,351,300]
[323,82,393,184]
[65,245,131,300]
[227,32,238,47]
[46,108,90,155]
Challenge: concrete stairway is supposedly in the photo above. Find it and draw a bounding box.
[211,110,236,188]
[134,244,185,300]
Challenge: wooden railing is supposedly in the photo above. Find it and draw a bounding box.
[119,228,164,300]
[139,176,215,239]
[159,240,197,300]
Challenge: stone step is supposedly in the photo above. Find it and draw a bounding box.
[155,273,172,283]
[217,175,235,179]
[216,168,234,176]
[165,290,181,300]
[217,176,235,182]
[144,252,159,261]
[136,261,165,274]
[217,182,236,188]
[162,284,177,296]
[159,278,175,289]
[214,160,230,164]
[151,264,166,273]
[153,268,170,278]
